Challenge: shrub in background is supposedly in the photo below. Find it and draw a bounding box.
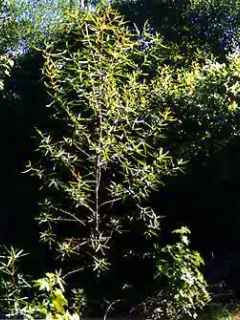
[153,51,240,160]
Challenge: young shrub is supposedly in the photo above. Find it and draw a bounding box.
[27,5,183,273]
[141,227,210,320]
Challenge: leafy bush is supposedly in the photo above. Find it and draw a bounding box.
[153,51,240,159]
[140,227,210,320]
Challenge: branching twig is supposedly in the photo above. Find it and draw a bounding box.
[103,299,122,320]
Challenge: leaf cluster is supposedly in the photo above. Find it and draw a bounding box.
[0,246,86,320]
[0,55,13,90]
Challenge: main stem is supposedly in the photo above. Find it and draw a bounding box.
[95,155,100,233]
[95,108,102,233]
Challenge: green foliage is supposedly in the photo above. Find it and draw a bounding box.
[23,272,84,320]
[113,0,240,56]
[3,0,240,317]
[0,246,85,319]
[0,0,84,53]
[28,5,184,273]
[142,227,210,320]
[12,0,81,49]
[154,52,240,158]
[0,55,13,90]
[0,246,30,316]
[0,0,20,53]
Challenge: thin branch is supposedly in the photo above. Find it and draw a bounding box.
[57,208,86,226]
[75,144,91,158]
[63,267,84,279]
[52,218,82,223]
[103,300,122,320]
[99,197,121,209]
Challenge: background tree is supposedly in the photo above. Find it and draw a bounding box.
[112,0,240,58]
[0,0,84,54]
